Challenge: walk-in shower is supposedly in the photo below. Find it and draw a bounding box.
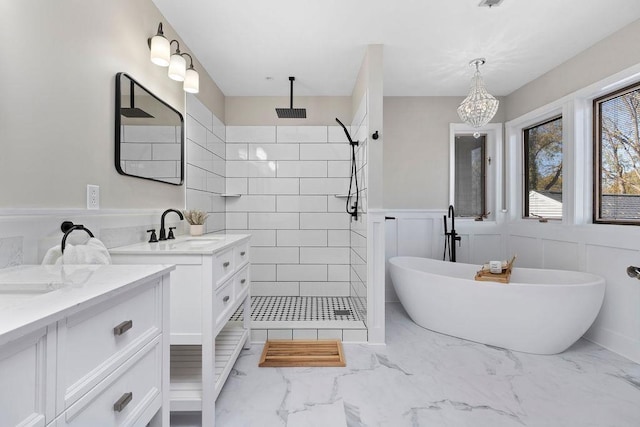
[186,93,369,341]
[226,118,368,341]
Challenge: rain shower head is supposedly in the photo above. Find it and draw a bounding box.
[275,107,306,119]
[276,76,306,119]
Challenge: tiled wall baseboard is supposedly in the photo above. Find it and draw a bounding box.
[250,328,368,343]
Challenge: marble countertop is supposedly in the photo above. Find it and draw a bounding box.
[109,233,251,256]
[0,264,174,346]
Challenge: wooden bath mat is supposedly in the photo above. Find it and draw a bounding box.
[258,339,346,367]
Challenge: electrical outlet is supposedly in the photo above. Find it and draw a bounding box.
[87,185,99,210]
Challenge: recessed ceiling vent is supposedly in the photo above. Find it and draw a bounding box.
[479,0,504,7]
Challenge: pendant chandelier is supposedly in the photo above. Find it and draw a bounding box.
[457,58,499,137]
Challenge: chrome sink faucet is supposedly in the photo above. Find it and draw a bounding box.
[159,209,184,241]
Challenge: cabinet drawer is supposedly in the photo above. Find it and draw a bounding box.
[58,281,161,409]
[234,265,250,300]
[234,242,249,268]
[213,247,235,288]
[62,338,162,427]
[214,277,235,328]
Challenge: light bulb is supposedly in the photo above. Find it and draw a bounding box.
[149,35,170,67]
[183,67,199,93]
[168,54,186,81]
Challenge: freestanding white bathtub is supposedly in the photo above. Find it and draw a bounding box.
[388,257,606,354]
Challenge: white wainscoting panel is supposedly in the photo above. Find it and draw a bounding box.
[468,234,504,265]
[584,243,640,362]
[508,235,543,268]
[542,239,580,271]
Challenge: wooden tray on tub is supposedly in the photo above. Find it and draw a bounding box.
[474,255,517,284]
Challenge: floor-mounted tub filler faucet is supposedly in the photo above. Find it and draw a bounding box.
[159,209,184,241]
[443,205,461,262]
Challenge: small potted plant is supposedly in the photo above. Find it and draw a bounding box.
[183,209,208,236]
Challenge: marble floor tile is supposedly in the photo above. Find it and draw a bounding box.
[212,303,640,426]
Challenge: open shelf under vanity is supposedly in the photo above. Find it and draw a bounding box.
[170,323,249,411]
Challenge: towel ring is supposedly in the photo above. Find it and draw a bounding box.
[60,221,95,253]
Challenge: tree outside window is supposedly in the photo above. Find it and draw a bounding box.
[523,117,563,219]
[595,83,640,224]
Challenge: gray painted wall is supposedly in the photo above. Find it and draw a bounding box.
[1,0,223,209]
[383,97,505,209]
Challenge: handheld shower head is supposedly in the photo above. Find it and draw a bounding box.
[335,118,358,146]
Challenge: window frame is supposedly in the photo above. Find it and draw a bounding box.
[522,115,563,220]
[593,80,640,225]
[449,123,502,221]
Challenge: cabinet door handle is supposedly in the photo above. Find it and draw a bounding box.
[240,279,246,284]
[223,261,230,267]
[240,251,246,256]
[223,295,230,303]
[113,392,133,412]
[113,320,133,336]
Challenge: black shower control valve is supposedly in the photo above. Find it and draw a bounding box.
[372,130,379,140]
[168,227,176,240]
[147,229,158,243]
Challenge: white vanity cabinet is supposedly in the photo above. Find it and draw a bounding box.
[110,234,252,427]
[0,265,172,427]
[55,278,167,426]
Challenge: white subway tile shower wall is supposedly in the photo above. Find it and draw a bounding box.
[186,94,226,233]
[227,126,353,297]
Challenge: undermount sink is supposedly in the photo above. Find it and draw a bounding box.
[0,282,65,307]
[0,282,65,294]
[166,238,224,249]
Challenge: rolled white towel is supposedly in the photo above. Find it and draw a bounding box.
[61,237,111,264]
[61,238,112,265]
[42,245,63,265]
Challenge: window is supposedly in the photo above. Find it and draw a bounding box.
[523,116,563,219]
[450,123,500,219]
[594,82,640,224]
[454,134,486,217]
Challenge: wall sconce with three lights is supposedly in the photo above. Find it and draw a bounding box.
[148,22,199,93]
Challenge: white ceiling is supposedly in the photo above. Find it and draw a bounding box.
[152,0,640,97]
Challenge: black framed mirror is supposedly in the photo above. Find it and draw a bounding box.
[115,72,184,185]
